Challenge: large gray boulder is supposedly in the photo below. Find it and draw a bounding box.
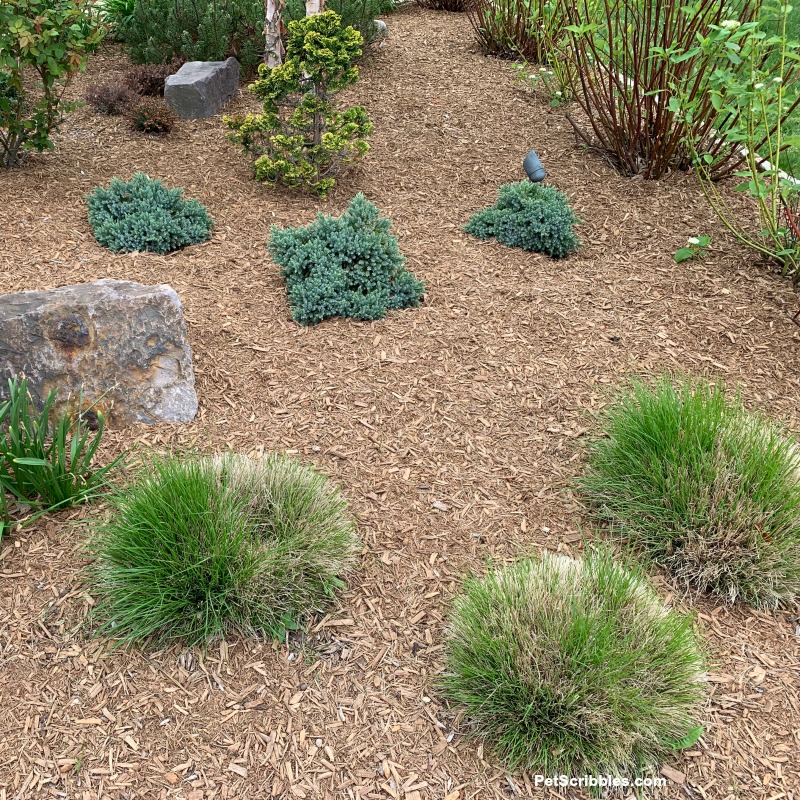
[164,57,240,119]
[0,279,198,426]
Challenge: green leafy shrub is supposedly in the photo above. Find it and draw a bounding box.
[123,62,183,97]
[269,193,424,326]
[86,173,213,254]
[442,549,706,776]
[118,0,264,72]
[0,0,104,168]
[467,0,569,62]
[96,0,136,26]
[560,0,776,180]
[670,0,800,281]
[581,377,800,608]
[88,452,359,646]
[0,376,120,532]
[226,11,372,198]
[465,181,580,258]
[85,82,137,115]
[127,98,177,134]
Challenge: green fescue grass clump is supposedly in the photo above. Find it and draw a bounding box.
[88,452,359,646]
[442,550,706,778]
[581,378,800,608]
[464,181,580,258]
[86,172,212,255]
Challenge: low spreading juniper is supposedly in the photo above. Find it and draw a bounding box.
[269,193,424,325]
[465,180,580,258]
[86,172,213,254]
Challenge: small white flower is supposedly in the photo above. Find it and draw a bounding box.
[755,82,765,89]
[540,67,548,72]
[721,19,740,29]
[773,76,783,83]
[688,237,700,245]
[555,91,563,96]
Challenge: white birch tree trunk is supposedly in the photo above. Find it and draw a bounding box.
[304,0,326,144]
[265,0,285,67]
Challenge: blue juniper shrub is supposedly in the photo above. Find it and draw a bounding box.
[268,193,425,326]
[465,180,580,258]
[86,172,213,254]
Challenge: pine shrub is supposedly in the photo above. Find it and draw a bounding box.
[127,97,177,134]
[86,172,213,255]
[84,81,136,115]
[269,193,424,326]
[226,11,372,198]
[88,452,359,646]
[442,549,706,777]
[118,0,263,73]
[465,181,580,258]
[581,377,800,608]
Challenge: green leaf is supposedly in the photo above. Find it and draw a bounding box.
[668,726,704,750]
[12,457,51,466]
[674,247,694,263]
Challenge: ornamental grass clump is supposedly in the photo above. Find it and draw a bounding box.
[269,193,425,325]
[226,11,372,198]
[581,378,800,608]
[0,375,120,536]
[88,452,359,646]
[465,181,580,258]
[86,173,212,254]
[442,549,706,777]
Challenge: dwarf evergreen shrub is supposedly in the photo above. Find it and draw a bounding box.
[465,181,580,258]
[269,193,424,326]
[86,173,213,254]
[442,550,706,777]
[118,0,263,72]
[581,377,800,608]
[88,452,359,645]
[226,11,372,198]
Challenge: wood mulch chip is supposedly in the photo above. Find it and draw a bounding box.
[1,7,800,799]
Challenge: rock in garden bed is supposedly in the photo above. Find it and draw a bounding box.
[0,279,197,425]
[164,57,239,119]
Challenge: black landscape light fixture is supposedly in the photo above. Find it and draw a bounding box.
[523,149,547,182]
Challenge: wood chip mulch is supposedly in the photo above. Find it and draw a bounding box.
[1,8,799,800]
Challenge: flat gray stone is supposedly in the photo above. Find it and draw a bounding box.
[0,279,198,426]
[164,57,240,119]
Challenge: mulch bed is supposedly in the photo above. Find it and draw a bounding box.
[1,7,800,799]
